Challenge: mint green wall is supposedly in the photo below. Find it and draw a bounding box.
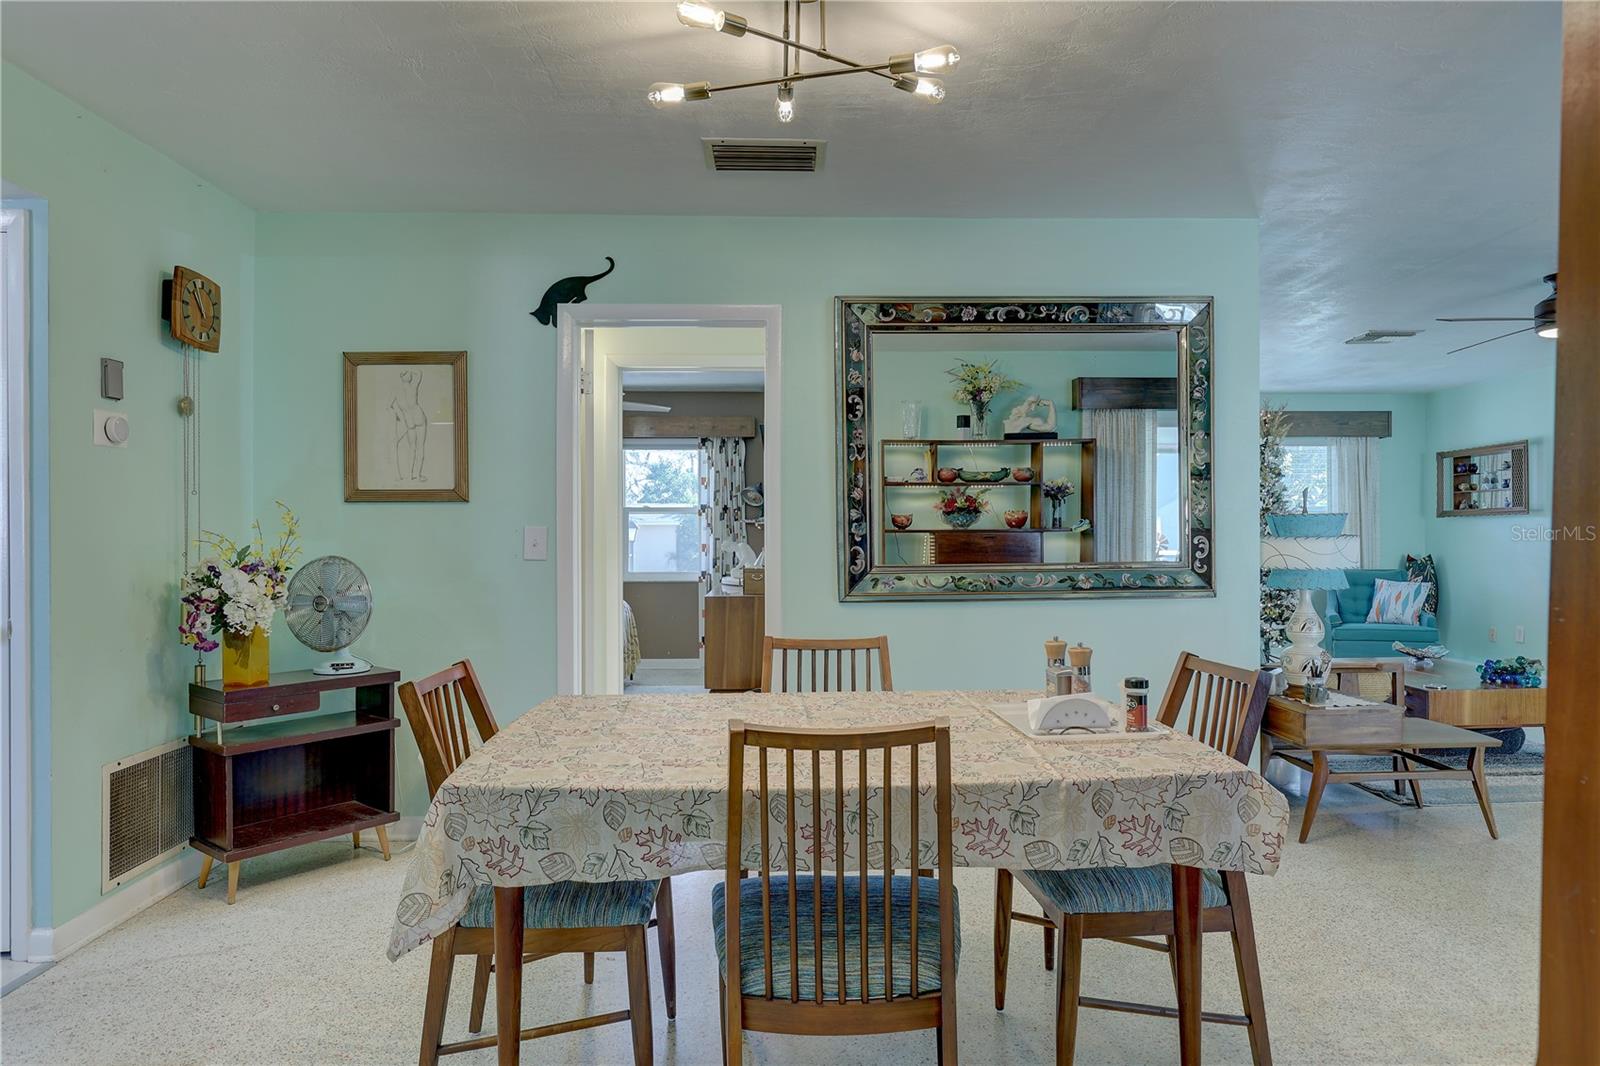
[2,65,256,927]
[255,214,1262,817]
[1424,367,1556,662]
[1262,392,1430,565]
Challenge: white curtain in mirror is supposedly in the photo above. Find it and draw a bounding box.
[1330,436,1381,567]
[1087,408,1157,562]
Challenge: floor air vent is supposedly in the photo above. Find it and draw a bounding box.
[102,739,193,892]
[704,138,825,173]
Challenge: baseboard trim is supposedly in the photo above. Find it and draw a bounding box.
[636,657,703,669]
[26,849,202,962]
[389,816,424,841]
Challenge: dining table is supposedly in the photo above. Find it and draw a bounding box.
[388,689,1291,1065]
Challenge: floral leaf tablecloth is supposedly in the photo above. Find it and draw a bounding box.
[388,690,1289,961]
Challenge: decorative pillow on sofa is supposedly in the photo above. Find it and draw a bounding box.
[1367,578,1432,625]
[1404,553,1439,616]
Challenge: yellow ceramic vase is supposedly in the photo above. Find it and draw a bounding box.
[221,627,270,689]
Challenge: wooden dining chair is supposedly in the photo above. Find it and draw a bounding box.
[398,659,676,1066]
[994,652,1274,1065]
[718,719,959,1064]
[760,635,894,693]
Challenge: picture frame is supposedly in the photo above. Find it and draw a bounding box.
[343,351,469,502]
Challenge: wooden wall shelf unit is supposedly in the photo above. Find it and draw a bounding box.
[1437,439,1529,517]
[188,668,401,903]
[879,438,1097,564]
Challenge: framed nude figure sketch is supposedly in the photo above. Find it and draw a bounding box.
[343,351,469,502]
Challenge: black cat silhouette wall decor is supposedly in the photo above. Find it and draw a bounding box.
[530,257,616,326]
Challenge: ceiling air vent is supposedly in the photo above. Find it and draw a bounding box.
[704,138,825,173]
[1345,330,1422,345]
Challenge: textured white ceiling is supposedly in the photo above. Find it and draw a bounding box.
[1,1,1562,390]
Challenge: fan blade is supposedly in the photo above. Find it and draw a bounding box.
[622,400,672,413]
[1435,317,1534,322]
[1446,325,1538,355]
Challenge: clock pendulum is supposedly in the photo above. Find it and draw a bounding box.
[179,342,204,687]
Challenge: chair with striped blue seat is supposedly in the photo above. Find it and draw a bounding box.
[994,652,1275,1066]
[719,719,959,1064]
[400,660,675,1066]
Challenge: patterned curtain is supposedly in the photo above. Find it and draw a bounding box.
[699,437,747,589]
[1331,436,1381,567]
[1085,408,1157,563]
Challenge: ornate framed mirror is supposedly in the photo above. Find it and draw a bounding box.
[835,298,1215,601]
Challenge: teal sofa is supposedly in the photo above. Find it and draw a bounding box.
[1325,568,1439,658]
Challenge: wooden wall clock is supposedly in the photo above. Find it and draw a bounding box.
[162,265,221,352]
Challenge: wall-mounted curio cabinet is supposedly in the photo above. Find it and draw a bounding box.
[1436,439,1529,517]
[835,298,1215,601]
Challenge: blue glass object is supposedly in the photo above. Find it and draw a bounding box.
[1477,656,1544,688]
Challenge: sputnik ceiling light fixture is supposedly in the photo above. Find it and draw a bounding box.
[648,0,961,122]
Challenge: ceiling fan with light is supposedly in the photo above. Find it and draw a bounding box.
[623,395,672,413]
[1436,273,1558,354]
[647,0,962,122]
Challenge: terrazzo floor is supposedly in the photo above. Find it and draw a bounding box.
[0,762,1540,1065]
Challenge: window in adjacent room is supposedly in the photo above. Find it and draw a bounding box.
[623,440,703,580]
[1281,437,1334,513]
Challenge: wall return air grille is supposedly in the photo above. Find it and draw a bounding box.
[704,138,825,173]
[102,739,192,893]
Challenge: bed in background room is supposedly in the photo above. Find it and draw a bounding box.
[622,599,641,680]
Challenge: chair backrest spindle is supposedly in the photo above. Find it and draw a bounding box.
[398,659,500,798]
[1156,651,1272,765]
[761,636,894,693]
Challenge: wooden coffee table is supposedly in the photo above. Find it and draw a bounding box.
[1403,659,1545,754]
[1263,694,1502,841]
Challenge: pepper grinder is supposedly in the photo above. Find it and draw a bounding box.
[1067,643,1093,694]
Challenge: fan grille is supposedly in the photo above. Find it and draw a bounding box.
[285,555,372,652]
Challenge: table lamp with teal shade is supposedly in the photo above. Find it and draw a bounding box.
[1262,513,1359,690]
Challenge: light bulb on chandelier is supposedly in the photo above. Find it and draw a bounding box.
[890,45,961,75]
[676,2,747,36]
[894,75,946,103]
[647,81,712,109]
[776,84,795,124]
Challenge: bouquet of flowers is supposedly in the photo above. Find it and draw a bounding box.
[1041,479,1077,504]
[179,502,301,652]
[946,359,1020,436]
[936,487,990,528]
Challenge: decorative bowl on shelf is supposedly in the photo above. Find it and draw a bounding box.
[1012,468,1035,482]
[1003,510,1029,529]
[1264,513,1348,537]
[957,467,1011,483]
[890,513,914,530]
[942,510,981,529]
[936,467,961,483]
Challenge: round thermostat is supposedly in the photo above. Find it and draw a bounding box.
[103,414,130,445]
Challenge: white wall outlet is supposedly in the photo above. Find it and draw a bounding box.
[93,409,129,448]
[1515,626,1526,644]
[522,525,548,561]
[1488,626,1497,643]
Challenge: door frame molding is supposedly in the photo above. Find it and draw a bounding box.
[555,304,782,695]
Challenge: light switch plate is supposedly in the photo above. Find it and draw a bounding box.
[1515,626,1525,644]
[93,409,129,448]
[523,525,548,561]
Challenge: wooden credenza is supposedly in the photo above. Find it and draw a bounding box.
[704,592,765,691]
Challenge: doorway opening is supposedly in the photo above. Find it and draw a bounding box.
[556,307,781,696]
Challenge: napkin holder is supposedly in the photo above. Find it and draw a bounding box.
[1028,694,1119,734]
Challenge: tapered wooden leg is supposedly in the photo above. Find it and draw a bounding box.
[1164,934,1181,994]
[226,861,240,905]
[494,887,525,1066]
[1391,755,1406,795]
[197,854,214,889]
[468,954,492,1033]
[1043,923,1056,972]
[719,978,729,1066]
[1172,865,1203,1066]
[1224,872,1272,1066]
[419,927,457,1066]
[655,878,677,1019]
[1299,751,1330,843]
[1055,915,1084,1066]
[1469,747,1500,839]
[583,952,595,984]
[936,1025,946,1066]
[377,826,392,861]
[623,926,654,1066]
[353,831,362,849]
[993,869,1014,1010]
[725,959,743,1065]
